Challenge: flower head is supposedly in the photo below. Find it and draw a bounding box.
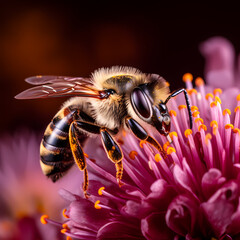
[43,38,240,239]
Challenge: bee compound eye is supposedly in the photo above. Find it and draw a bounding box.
[131,88,152,119]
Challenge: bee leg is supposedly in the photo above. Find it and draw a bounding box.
[69,122,89,198]
[125,116,167,158]
[100,128,124,187]
[72,121,124,187]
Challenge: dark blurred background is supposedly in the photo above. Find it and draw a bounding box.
[1,2,240,134]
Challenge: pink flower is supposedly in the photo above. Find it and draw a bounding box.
[42,38,240,239]
[0,131,80,240]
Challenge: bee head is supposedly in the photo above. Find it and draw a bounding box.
[130,78,171,136]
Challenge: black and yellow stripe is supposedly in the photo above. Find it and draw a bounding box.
[40,106,87,182]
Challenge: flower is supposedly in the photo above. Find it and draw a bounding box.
[43,39,240,239]
[0,131,81,240]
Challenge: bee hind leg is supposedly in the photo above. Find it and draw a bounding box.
[69,122,89,198]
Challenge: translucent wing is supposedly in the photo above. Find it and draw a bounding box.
[15,75,106,99]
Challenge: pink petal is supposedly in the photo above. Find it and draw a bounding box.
[141,212,175,240]
[165,195,199,237]
[200,181,239,238]
[201,168,226,200]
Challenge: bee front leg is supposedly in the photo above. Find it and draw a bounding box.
[125,116,167,158]
[69,122,89,198]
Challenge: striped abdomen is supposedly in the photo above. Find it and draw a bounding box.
[40,106,87,182]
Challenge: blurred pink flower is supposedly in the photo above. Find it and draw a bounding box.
[0,131,81,240]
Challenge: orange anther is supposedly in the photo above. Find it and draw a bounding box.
[84,153,89,158]
[169,132,178,139]
[129,150,138,160]
[182,73,193,82]
[184,129,192,138]
[225,124,234,129]
[198,124,207,131]
[169,110,177,117]
[40,215,49,224]
[192,111,200,117]
[61,229,68,234]
[235,106,240,113]
[213,88,222,95]
[191,106,198,112]
[237,94,240,101]
[94,200,101,209]
[155,153,162,162]
[215,96,222,104]
[62,209,69,219]
[178,105,187,110]
[195,77,204,86]
[206,93,214,100]
[62,223,69,230]
[195,118,204,124]
[163,142,170,151]
[223,109,231,116]
[167,147,176,155]
[188,89,197,95]
[233,128,240,135]
[98,187,105,196]
[210,101,217,108]
[205,133,212,145]
[210,120,218,127]
[67,237,73,240]
[139,140,146,148]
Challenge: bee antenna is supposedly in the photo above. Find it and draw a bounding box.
[164,88,192,129]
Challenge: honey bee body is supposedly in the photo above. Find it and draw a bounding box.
[16,66,192,196]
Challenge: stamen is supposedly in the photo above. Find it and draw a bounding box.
[223,109,231,116]
[163,142,170,151]
[198,124,207,131]
[195,77,204,86]
[233,128,240,135]
[178,105,187,110]
[210,101,217,108]
[184,129,192,138]
[139,140,146,148]
[62,209,70,219]
[213,88,222,96]
[167,147,176,155]
[98,187,105,196]
[61,229,68,234]
[94,200,101,209]
[195,118,204,124]
[169,110,177,117]
[155,153,162,162]
[67,237,73,240]
[237,94,240,102]
[187,89,198,95]
[215,96,222,104]
[62,223,69,230]
[206,93,214,100]
[191,106,199,112]
[129,150,138,160]
[40,215,49,224]
[205,133,212,145]
[192,111,200,118]
[235,106,240,112]
[182,73,193,82]
[169,131,178,139]
[84,153,89,158]
[225,124,234,130]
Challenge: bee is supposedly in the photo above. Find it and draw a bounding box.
[15,66,192,197]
